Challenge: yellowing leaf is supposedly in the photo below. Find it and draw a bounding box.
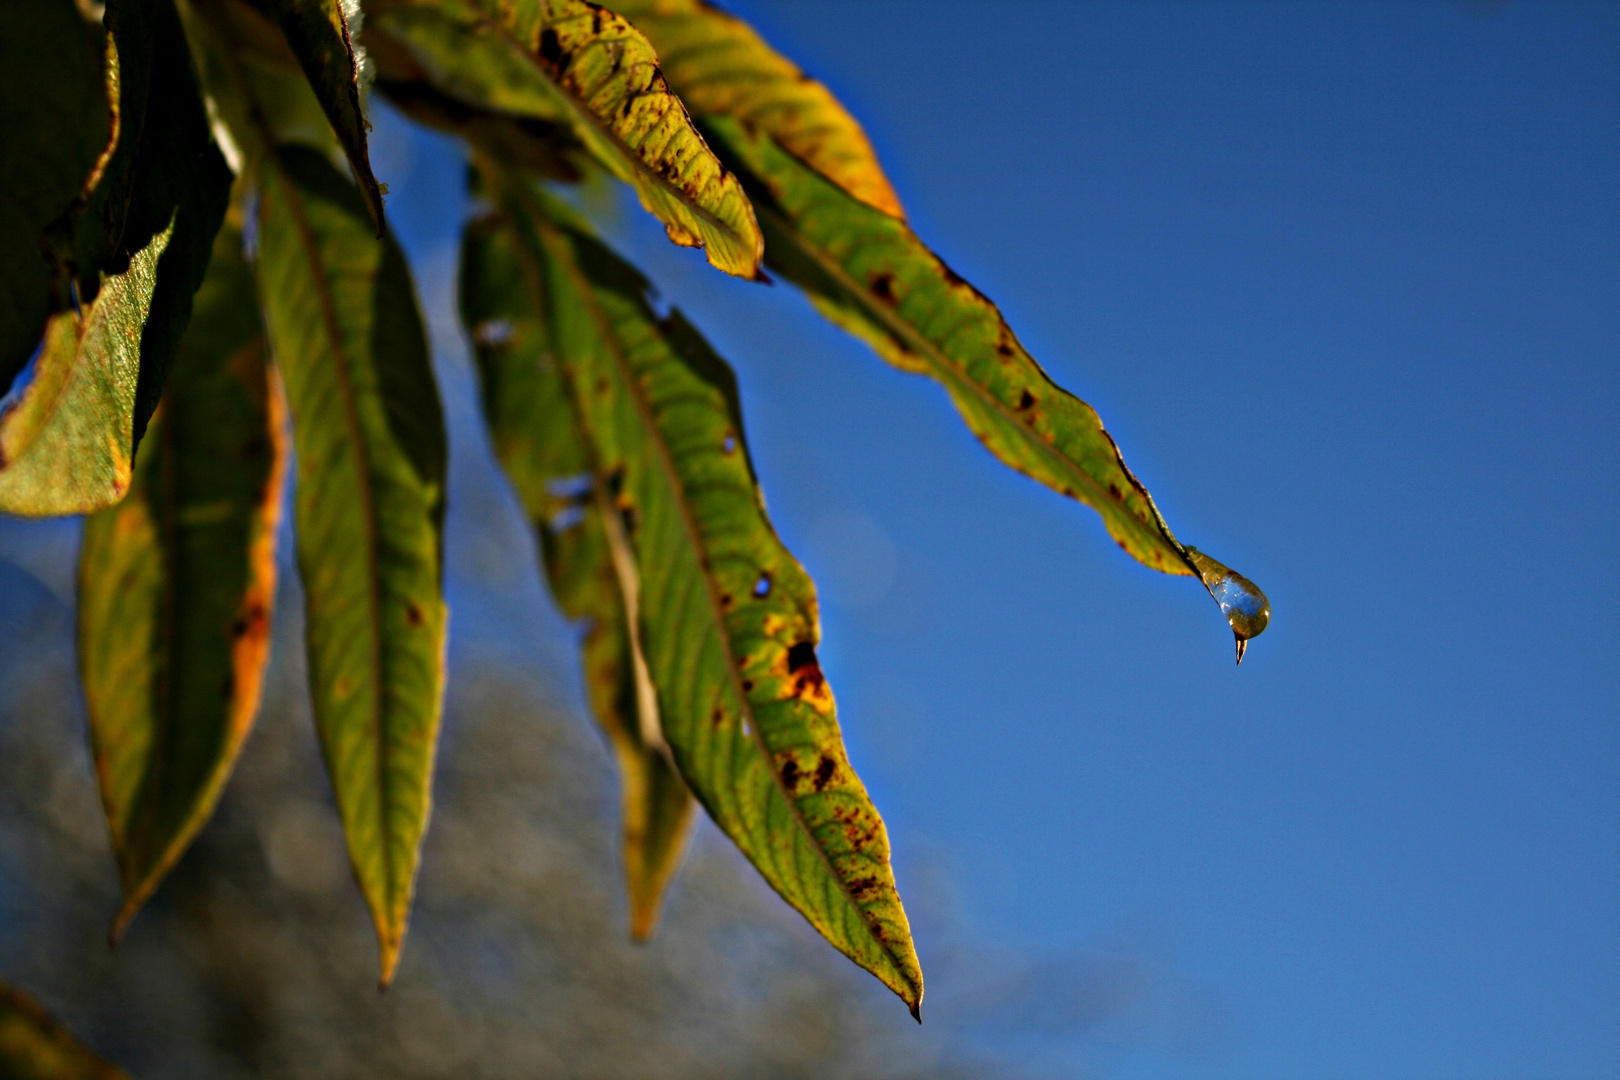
[0,217,172,516]
[461,193,694,939]
[704,118,1271,655]
[255,145,448,984]
[484,174,923,1012]
[0,982,131,1080]
[367,0,762,277]
[79,226,283,939]
[605,0,902,218]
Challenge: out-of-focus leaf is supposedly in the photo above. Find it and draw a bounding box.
[255,144,447,984]
[79,225,283,940]
[484,174,923,1012]
[0,218,173,516]
[0,0,108,391]
[247,0,386,233]
[367,0,762,278]
[0,982,131,1080]
[461,193,694,939]
[604,0,902,218]
[704,118,1271,655]
[0,0,231,488]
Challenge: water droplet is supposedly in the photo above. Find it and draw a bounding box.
[1186,548,1269,664]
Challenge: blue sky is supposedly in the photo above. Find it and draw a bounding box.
[347,2,1615,1076]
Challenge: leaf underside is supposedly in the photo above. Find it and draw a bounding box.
[0,981,132,1080]
[605,0,903,218]
[367,0,762,277]
[476,172,922,1011]
[255,145,448,985]
[79,225,283,940]
[462,201,695,937]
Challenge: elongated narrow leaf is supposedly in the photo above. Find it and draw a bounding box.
[0,0,108,390]
[461,199,694,939]
[256,145,447,983]
[247,0,386,233]
[0,982,131,1080]
[0,218,172,515]
[489,175,922,1011]
[367,0,762,277]
[704,118,1271,653]
[605,0,902,218]
[79,225,283,940]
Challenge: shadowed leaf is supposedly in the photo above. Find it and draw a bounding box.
[367,0,762,277]
[605,0,902,218]
[482,173,923,1012]
[79,225,283,941]
[247,0,387,233]
[461,192,694,939]
[0,982,131,1080]
[0,0,108,391]
[255,145,447,984]
[703,118,1270,652]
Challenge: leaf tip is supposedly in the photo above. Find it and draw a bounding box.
[909,1000,922,1024]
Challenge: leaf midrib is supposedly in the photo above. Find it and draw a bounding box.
[755,200,1194,575]
[529,206,915,999]
[268,152,397,924]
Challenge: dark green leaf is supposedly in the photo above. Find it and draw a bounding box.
[0,982,131,1080]
[367,0,763,277]
[247,0,387,233]
[702,118,1271,654]
[255,144,447,984]
[481,173,923,1012]
[461,200,694,939]
[79,225,283,940]
[0,0,108,390]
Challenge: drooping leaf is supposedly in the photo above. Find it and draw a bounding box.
[79,225,283,941]
[254,144,447,984]
[484,173,922,1012]
[461,195,694,939]
[0,0,108,390]
[604,0,902,218]
[0,982,132,1080]
[246,0,387,233]
[0,217,173,516]
[366,0,762,277]
[0,0,231,505]
[703,118,1271,655]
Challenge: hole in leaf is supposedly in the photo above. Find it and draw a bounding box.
[474,319,514,346]
[752,573,772,598]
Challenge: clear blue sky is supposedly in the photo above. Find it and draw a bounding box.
[370,2,1619,1076]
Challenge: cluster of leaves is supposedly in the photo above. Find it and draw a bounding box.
[0,0,1269,1028]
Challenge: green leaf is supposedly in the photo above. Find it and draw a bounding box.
[702,118,1271,655]
[0,216,173,516]
[0,0,108,390]
[483,173,923,1012]
[0,982,132,1080]
[604,0,902,218]
[255,144,447,984]
[461,199,694,939]
[247,0,387,234]
[366,0,762,278]
[79,225,283,941]
[0,0,231,504]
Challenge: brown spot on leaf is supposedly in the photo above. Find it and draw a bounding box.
[539,28,562,68]
[868,272,896,304]
[712,707,724,728]
[405,603,423,628]
[741,679,754,693]
[814,754,837,791]
[780,758,802,788]
[1018,389,1036,410]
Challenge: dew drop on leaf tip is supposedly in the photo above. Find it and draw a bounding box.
[1186,548,1270,665]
